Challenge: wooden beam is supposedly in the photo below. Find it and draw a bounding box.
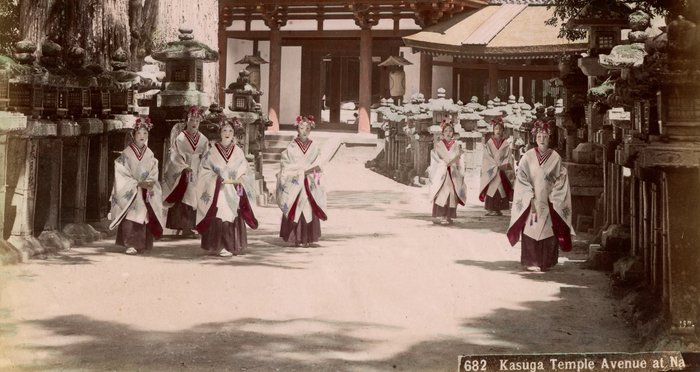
[225,29,415,40]
[220,0,487,7]
[434,60,559,72]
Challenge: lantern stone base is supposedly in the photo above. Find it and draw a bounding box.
[37,230,73,251]
[0,239,23,264]
[612,256,644,284]
[7,235,42,261]
[62,223,101,245]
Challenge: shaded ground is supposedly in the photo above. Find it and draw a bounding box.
[0,145,639,371]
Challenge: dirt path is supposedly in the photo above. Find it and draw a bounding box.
[0,146,638,371]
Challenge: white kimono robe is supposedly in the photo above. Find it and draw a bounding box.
[276,138,328,223]
[428,139,467,207]
[195,143,258,230]
[507,147,575,250]
[479,137,514,201]
[162,129,209,207]
[109,144,165,235]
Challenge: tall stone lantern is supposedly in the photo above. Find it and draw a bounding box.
[566,1,631,139]
[152,26,219,108]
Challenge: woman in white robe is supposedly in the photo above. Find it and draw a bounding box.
[428,121,467,225]
[276,115,327,247]
[195,118,258,257]
[479,118,514,216]
[162,106,210,234]
[507,120,575,272]
[109,117,165,255]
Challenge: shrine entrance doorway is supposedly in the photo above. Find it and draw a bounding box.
[295,38,402,131]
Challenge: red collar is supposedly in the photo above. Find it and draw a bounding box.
[442,139,456,151]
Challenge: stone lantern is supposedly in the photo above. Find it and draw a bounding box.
[427,87,458,126]
[152,26,219,108]
[0,56,12,111]
[225,70,262,112]
[566,1,631,76]
[108,47,139,114]
[378,53,412,105]
[480,100,503,125]
[8,40,42,119]
[234,51,268,91]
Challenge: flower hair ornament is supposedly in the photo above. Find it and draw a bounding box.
[531,120,551,136]
[220,117,243,131]
[491,117,505,129]
[134,116,153,131]
[440,117,454,130]
[187,105,206,120]
[295,114,316,128]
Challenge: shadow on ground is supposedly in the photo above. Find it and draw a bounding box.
[14,286,639,372]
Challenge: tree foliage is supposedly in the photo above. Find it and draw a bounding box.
[546,0,691,41]
[0,0,20,56]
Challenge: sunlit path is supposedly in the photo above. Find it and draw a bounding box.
[0,145,638,371]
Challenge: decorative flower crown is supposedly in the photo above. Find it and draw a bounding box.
[440,117,454,130]
[491,117,504,129]
[187,105,205,120]
[219,117,244,131]
[134,117,153,131]
[295,114,316,128]
[531,120,551,136]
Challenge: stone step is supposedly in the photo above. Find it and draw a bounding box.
[264,139,294,148]
[262,152,282,161]
[264,146,287,154]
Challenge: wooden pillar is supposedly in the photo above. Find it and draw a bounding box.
[329,57,341,123]
[42,139,62,230]
[74,136,89,224]
[419,53,432,98]
[268,28,282,132]
[36,138,72,250]
[218,32,227,106]
[358,28,372,133]
[488,63,498,100]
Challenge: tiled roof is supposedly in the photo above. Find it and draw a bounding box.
[488,0,551,4]
[403,4,586,59]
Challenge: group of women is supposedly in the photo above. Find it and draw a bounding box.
[109,107,573,272]
[428,117,574,272]
[108,108,327,258]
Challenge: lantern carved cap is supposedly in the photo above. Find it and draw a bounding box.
[152,26,219,63]
[111,47,129,70]
[378,55,412,67]
[14,40,36,65]
[234,51,268,65]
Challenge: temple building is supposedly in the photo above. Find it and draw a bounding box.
[402,0,586,106]
[218,0,489,133]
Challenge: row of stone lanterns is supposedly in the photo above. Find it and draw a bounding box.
[0,26,273,263]
[368,85,558,185]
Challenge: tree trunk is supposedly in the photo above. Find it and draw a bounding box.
[154,0,219,102]
[129,0,159,69]
[19,0,54,48]
[19,0,217,99]
[19,0,131,69]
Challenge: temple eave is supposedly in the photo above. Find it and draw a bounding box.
[404,40,587,59]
